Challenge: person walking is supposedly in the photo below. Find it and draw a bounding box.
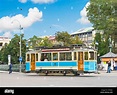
[9,63,12,74]
[107,60,111,73]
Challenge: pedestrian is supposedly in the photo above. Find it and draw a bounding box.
[113,59,116,70]
[9,63,12,74]
[107,60,111,73]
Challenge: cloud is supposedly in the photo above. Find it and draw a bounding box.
[0,7,42,38]
[19,0,56,4]
[0,7,42,31]
[77,2,90,24]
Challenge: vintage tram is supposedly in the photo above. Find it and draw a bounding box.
[25,45,97,76]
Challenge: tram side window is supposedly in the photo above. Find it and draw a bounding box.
[89,51,94,60]
[53,53,58,60]
[95,52,97,60]
[41,54,44,61]
[60,52,72,61]
[36,53,38,61]
[84,52,88,60]
[27,54,30,61]
[74,52,76,60]
[60,53,65,61]
[46,53,51,61]
[66,52,72,60]
[41,53,51,61]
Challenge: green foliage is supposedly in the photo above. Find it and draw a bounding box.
[38,36,53,47]
[87,0,117,53]
[27,35,41,49]
[0,34,26,64]
[55,31,82,46]
[94,33,109,56]
[71,36,83,45]
[55,31,71,46]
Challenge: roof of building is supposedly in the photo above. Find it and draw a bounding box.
[71,27,94,35]
[100,51,117,58]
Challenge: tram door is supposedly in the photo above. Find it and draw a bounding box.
[31,53,35,71]
[78,52,83,71]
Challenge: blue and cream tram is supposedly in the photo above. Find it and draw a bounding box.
[25,46,97,76]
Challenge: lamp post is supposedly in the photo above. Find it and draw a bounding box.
[109,35,112,52]
[12,20,23,73]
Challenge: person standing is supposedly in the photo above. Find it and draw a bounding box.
[113,59,116,70]
[9,63,12,74]
[107,60,111,73]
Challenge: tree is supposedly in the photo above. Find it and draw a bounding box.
[0,34,26,64]
[71,35,83,45]
[27,35,41,49]
[55,31,72,46]
[94,32,109,56]
[87,0,117,53]
[38,36,53,47]
[55,31,83,46]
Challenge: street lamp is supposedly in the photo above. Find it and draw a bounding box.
[109,35,112,52]
[12,19,23,73]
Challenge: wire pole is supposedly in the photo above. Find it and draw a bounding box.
[12,20,23,73]
[109,36,112,52]
[19,24,22,73]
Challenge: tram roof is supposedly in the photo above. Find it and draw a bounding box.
[26,45,96,53]
[26,50,38,54]
[34,44,86,50]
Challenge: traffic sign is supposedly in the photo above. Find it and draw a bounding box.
[19,57,22,62]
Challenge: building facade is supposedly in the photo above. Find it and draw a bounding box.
[0,36,11,50]
[71,27,97,47]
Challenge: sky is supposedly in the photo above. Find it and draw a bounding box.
[0,0,92,39]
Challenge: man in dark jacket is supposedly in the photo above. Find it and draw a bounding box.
[9,63,12,74]
[107,60,111,73]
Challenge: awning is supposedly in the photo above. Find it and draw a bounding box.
[100,52,117,58]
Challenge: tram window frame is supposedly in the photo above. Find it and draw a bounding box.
[65,52,72,60]
[74,52,76,60]
[60,52,72,61]
[26,54,30,61]
[53,53,58,61]
[84,52,88,60]
[36,53,38,61]
[41,53,51,61]
[89,51,94,60]
[60,52,65,61]
[95,51,97,60]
